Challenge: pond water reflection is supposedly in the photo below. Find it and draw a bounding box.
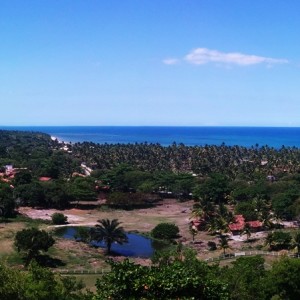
[55,226,167,258]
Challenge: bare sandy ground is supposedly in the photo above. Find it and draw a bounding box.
[18,207,94,225]
[17,199,193,234]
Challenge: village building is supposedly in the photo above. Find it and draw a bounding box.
[229,214,263,235]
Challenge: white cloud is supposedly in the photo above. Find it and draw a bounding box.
[184,48,288,66]
[162,58,180,65]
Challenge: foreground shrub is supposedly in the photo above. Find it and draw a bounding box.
[51,213,68,225]
[208,241,217,251]
[265,231,292,251]
[151,223,179,240]
[94,258,229,299]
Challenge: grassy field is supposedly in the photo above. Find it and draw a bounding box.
[0,221,26,256]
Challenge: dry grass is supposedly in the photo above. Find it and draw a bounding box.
[50,238,109,271]
[0,222,26,255]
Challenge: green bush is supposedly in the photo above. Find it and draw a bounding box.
[51,213,68,225]
[208,241,217,251]
[74,227,91,243]
[14,228,55,265]
[266,231,292,251]
[151,223,179,240]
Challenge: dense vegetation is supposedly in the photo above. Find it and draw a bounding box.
[2,252,300,299]
[0,261,91,300]
[72,140,300,177]
[94,253,300,300]
[1,129,300,224]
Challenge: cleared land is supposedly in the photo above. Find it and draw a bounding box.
[17,199,270,262]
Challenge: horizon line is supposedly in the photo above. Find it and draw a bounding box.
[1,125,300,128]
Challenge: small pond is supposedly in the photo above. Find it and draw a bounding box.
[55,226,167,258]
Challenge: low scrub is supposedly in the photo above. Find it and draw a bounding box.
[151,223,179,240]
[51,213,68,225]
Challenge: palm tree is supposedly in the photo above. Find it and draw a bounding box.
[219,235,229,255]
[241,223,251,241]
[91,219,128,254]
[191,200,215,222]
[260,210,273,230]
[213,216,230,235]
[191,203,206,221]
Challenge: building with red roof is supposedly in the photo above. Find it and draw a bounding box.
[229,215,263,235]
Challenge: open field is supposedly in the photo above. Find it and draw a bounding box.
[17,199,270,261]
[18,199,193,234]
[2,198,297,274]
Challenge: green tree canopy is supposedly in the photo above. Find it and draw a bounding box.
[0,261,91,300]
[69,177,97,201]
[94,258,229,300]
[14,228,55,265]
[265,231,292,251]
[264,257,300,300]
[221,256,266,300]
[0,182,15,218]
[151,222,180,240]
[193,173,230,204]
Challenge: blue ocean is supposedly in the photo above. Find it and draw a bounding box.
[2,126,300,148]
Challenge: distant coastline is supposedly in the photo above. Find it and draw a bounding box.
[1,126,300,148]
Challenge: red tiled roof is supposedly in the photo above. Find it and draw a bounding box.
[229,215,245,231]
[39,177,52,182]
[247,221,263,228]
[229,215,263,232]
[229,223,244,231]
[235,215,245,222]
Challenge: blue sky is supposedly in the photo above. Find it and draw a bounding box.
[0,0,299,126]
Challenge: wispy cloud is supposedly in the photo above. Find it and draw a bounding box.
[163,58,180,65]
[163,48,288,67]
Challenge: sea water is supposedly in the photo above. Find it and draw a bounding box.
[2,126,300,148]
